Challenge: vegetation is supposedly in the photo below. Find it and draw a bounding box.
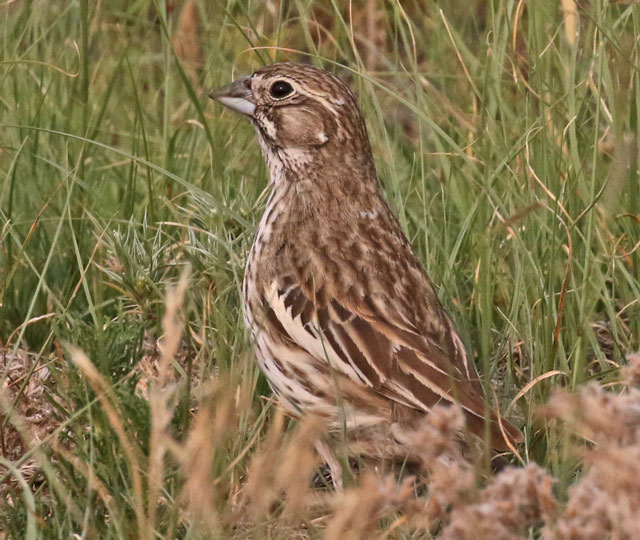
[1,0,639,537]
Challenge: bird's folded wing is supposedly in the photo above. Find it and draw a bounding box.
[260,279,522,450]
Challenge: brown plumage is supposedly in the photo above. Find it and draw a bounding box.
[210,62,522,466]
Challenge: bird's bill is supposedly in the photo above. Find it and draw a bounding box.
[208,76,255,117]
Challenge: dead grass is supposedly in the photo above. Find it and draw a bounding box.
[1,272,639,538]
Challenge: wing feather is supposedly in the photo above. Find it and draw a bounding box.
[261,279,522,450]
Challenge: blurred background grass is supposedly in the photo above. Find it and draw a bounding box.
[1,0,639,538]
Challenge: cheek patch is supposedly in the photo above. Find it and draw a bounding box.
[279,108,329,147]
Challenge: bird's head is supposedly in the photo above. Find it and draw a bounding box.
[210,63,374,177]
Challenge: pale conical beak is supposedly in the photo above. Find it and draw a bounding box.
[208,76,256,117]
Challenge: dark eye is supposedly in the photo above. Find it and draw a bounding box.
[270,80,293,99]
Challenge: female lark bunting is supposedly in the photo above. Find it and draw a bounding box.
[210,63,522,469]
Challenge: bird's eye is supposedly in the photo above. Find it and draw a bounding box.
[270,80,294,99]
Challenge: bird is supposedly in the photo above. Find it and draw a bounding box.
[209,62,522,477]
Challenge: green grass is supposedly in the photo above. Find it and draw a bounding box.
[1,0,639,538]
